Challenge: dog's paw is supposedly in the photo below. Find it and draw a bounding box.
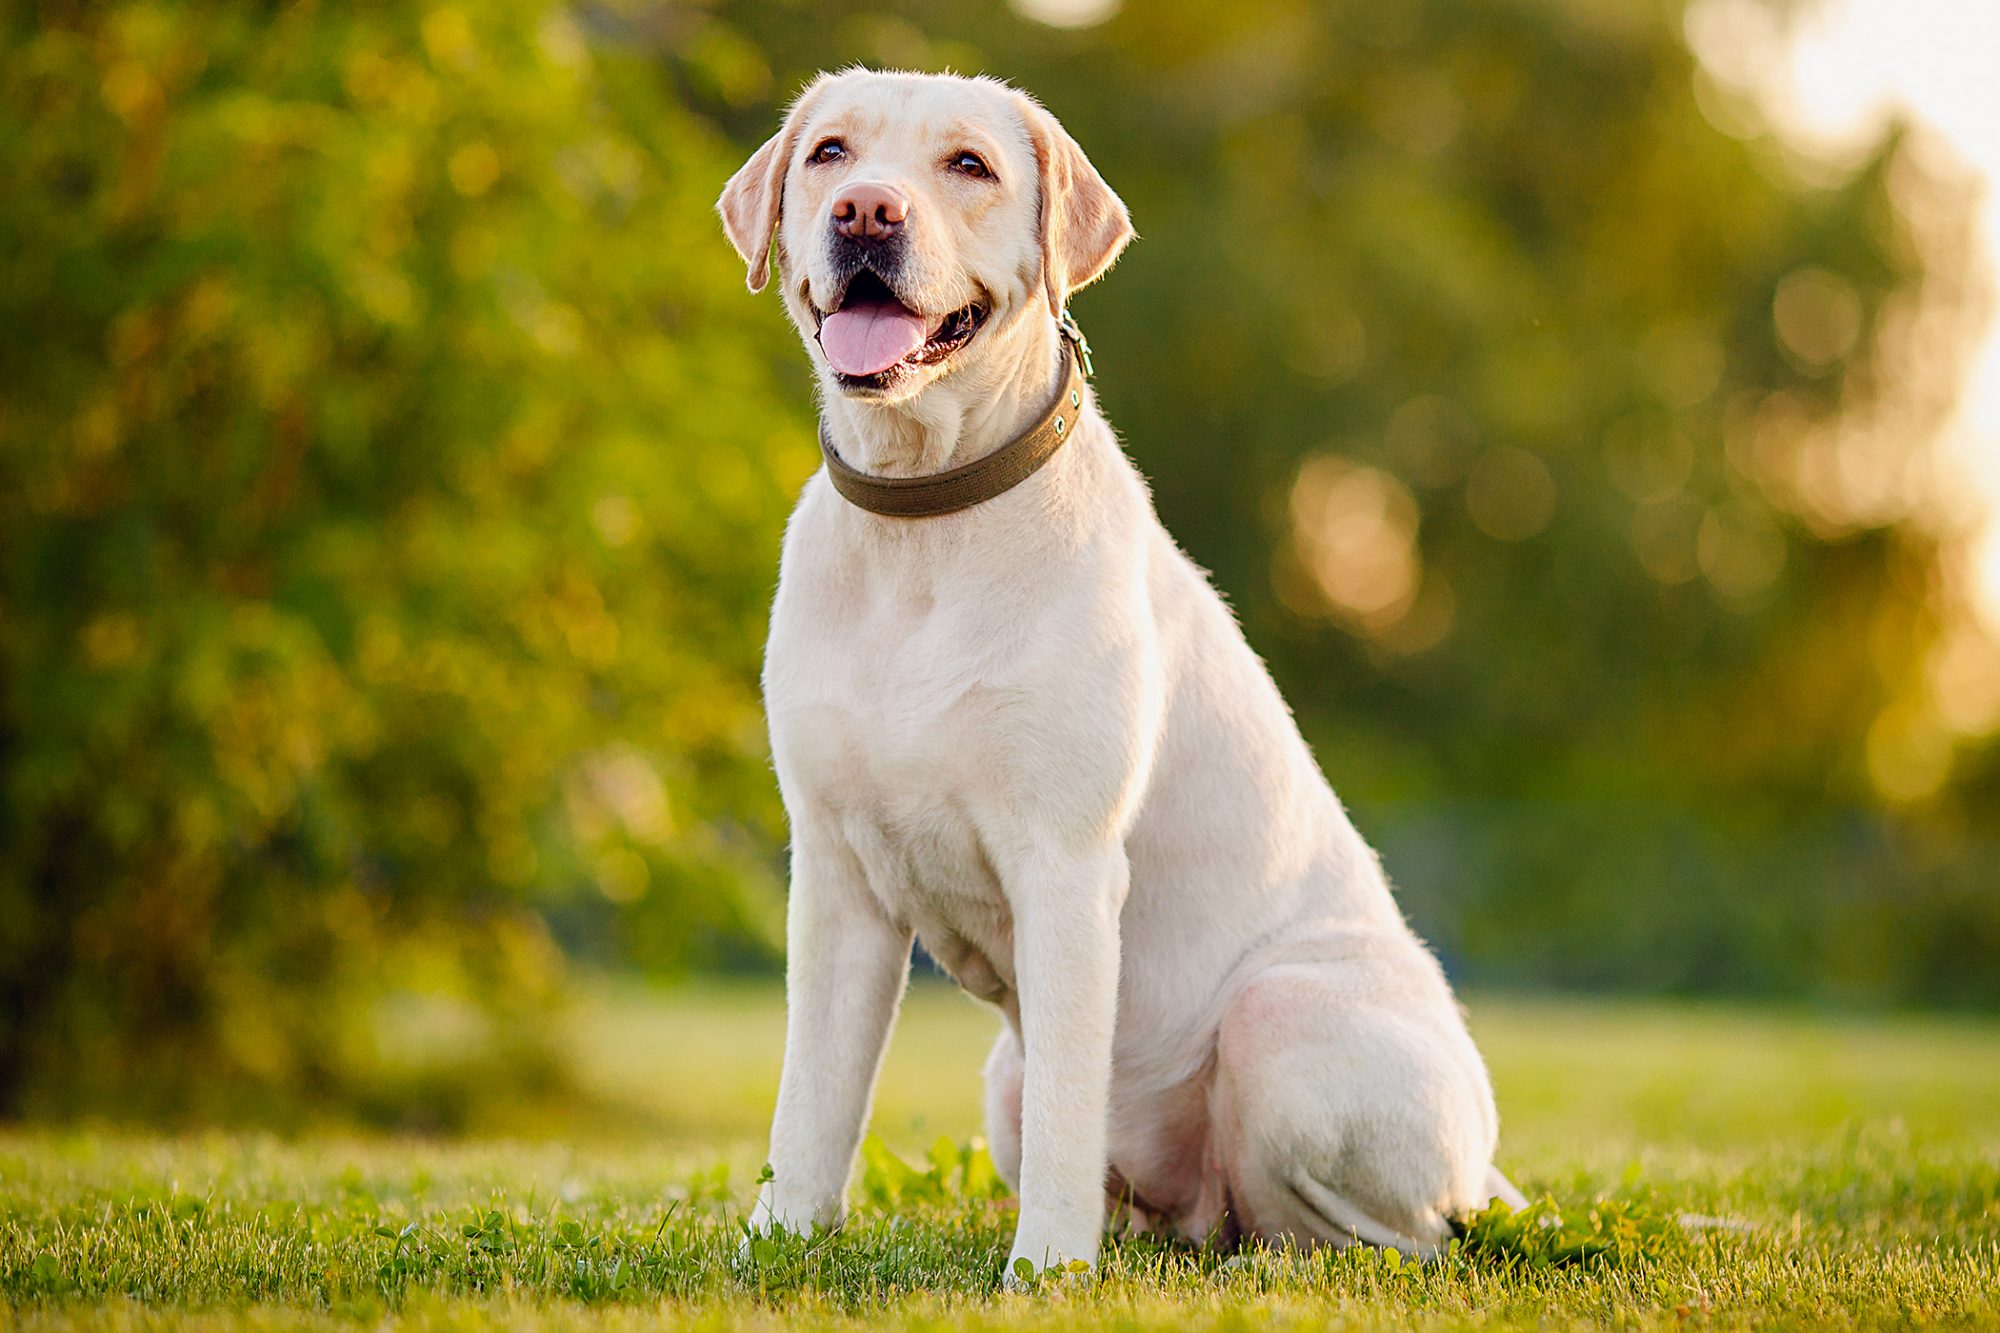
[1001,1253,1095,1293]
[741,1176,843,1244]
[734,1216,838,1282]
[735,1183,841,1271]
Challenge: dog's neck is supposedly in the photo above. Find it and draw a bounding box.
[818,311,1067,478]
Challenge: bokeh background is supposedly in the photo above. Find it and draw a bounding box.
[4,0,1997,1131]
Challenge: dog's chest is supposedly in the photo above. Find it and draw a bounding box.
[766,552,1032,1003]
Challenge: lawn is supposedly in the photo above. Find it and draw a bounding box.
[4,985,1998,1329]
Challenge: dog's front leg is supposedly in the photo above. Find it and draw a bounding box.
[752,827,912,1236]
[1005,845,1127,1281]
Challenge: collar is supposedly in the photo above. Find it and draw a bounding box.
[817,314,1094,520]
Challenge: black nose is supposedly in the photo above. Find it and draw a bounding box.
[832,182,909,241]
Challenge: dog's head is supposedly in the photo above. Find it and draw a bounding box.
[718,69,1131,403]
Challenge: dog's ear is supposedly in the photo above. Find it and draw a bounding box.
[717,83,824,294]
[1017,94,1135,316]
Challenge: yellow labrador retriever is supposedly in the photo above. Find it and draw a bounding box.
[718,68,1522,1281]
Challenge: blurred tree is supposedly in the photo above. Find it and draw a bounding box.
[2,0,1997,1127]
[0,0,804,1120]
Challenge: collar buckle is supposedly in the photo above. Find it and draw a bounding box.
[1058,309,1094,378]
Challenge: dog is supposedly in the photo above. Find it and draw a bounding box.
[717,68,1523,1280]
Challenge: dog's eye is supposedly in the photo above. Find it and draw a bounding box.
[807,139,846,166]
[949,151,993,180]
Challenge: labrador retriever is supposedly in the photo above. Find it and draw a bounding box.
[717,68,1523,1281]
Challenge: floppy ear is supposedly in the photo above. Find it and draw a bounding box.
[717,84,824,293]
[1016,93,1135,315]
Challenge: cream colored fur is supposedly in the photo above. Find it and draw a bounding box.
[717,68,1522,1282]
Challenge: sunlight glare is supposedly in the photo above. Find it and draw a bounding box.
[1692,0,2000,631]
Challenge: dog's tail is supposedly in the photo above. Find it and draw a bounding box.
[1484,1166,1528,1211]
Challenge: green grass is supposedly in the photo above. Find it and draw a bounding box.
[5,985,1999,1329]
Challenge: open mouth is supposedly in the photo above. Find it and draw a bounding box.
[812,270,988,390]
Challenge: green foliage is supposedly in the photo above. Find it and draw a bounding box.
[1457,1193,1691,1269]
[4,0,1999,1128]
[856,1135,1008,1212]
[0,2,805,1119]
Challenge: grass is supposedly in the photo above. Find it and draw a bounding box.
[4,984,1999,1329]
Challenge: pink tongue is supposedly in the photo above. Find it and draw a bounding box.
[819,296,929,376]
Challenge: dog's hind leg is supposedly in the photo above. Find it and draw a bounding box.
[1211,953,1507,1256]
[982,1024,1024,1191]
